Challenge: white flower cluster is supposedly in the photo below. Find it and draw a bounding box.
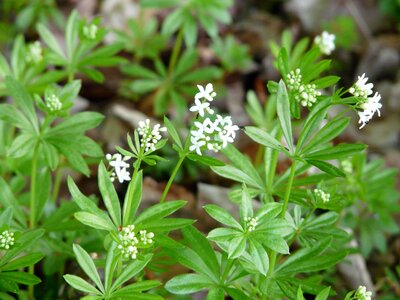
[286,69,321,107]
[106,153,131,183]
[341,159,353,174]
[139,230,154,245]
[314,189,330,203]
[26,41,43,63]
[46,94,62,112]
[117,225,154,260]
[0,230,14,250]
[354,285,372,300]
[245,217,259,232]
[137,119,167,152]
[314,31,335,55]
[189,84,239,156]
[83,24,98,40]
[349,73,382,129]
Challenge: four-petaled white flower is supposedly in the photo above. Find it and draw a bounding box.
[195,83,217,101]
[314,31,335,55]
[189,98,211,117]
[106,153,131,183]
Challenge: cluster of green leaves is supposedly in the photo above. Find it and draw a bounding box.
[121,49,221,116]
[0,209,44,296]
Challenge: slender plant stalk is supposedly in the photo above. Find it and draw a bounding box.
[28,141,40,300]
[52,164,63,204]
[265,160,297,297]
[160,154,186,203]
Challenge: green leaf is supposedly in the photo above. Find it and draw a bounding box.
[65,11,79,60]
[0,272,41,285]
[211,165,262,189]
[312,76,340,89]
[315,287,331,300]
[8,133,36,158]
[165,273,211,294]
[182,226,220,277]
[42,141,59,170]
[164,116,182,149]
[248,240,269,275]
[240,184,253,221]
[263,235,289,254]
[207,288,225,300]
[64,275,102,295]
[305,143,366,160]
[0,104,32,132]
[277,48,289,77]
[303,117,350,153]
[36,24,65,59]
[187,153,225,166]
[0,177,26,226]
[68,177,104,215]
[296,99,331,152]
[207,228,241,242]
[4,76,38,133]
[110,280,161,298]
[2,253,44,271]
[228,236,246,258]
[143,218,194,232]
[111,254,152,292]
[98,162,121,227]
[245,126,285,153]
[0,230,44,267]
[123,170,143,226]
[34,169,51,221]
[46,112,104,136]
[203,205,242,230]
[134,200,186,225]
[73,244,104,293]
[276,80,294,153]
[0,208,13,227]
[306,160,345,177]
[74,212,115,231]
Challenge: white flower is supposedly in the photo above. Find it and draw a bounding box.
[314,31,335,55]
[137,119,167,152]
[46,94,62,112]
[314,189,330,203]
[139,230,154,245]
[195,83,216,101]
[354,286,372,300]
[83,24,98,39]
[189,135,206,155]
[26,41,43,63]
[107,153,131,183]
[349,73,374,98]
[0,230,14,250]
[189,98,211,117]
[245,217,258,232]
[358,92,382,129]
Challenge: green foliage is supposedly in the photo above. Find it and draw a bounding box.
[121,49,222,116]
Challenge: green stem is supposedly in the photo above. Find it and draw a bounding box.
[280,160,297,218]
[52,165,63,204]
[160,154,186,203]
[265,160,298,293]
[28,141,40,300]
[167,28,184,75]
[29,142,40,228]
